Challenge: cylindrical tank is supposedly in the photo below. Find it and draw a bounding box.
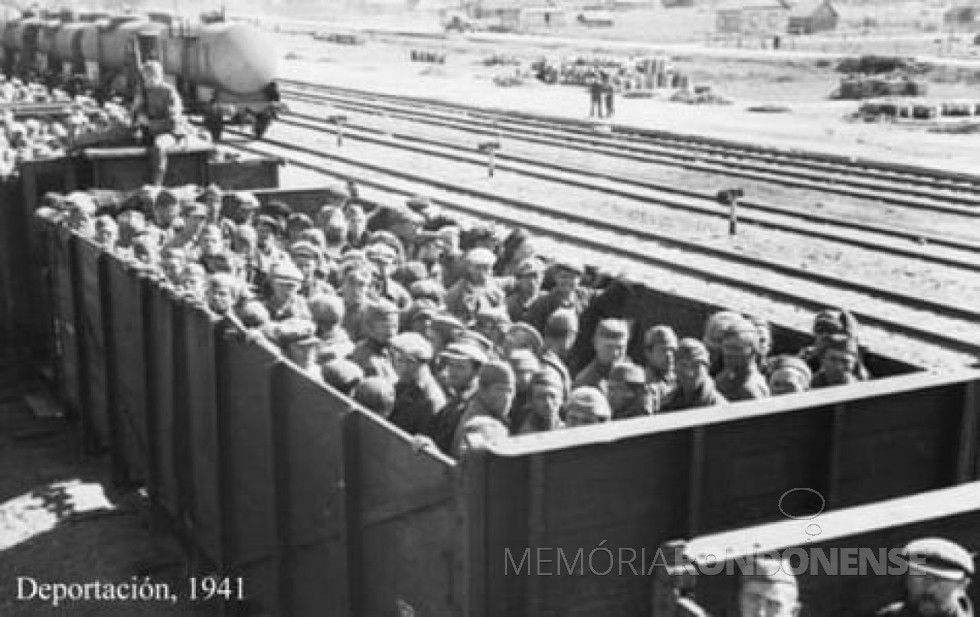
[98,20,165,70]
[53,22,96,62]
[37,21,60,56]
[167,22,277,94]
[10,19,43,52]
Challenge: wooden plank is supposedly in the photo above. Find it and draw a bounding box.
[460,449,489,617]
[687,427,705,535]
[274,362,353,617]
[73,238,110,449]
[957,380,979,482]
[145,283,180,521]
[526,454,547,617]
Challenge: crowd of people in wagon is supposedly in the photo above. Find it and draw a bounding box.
[43,184,870,459]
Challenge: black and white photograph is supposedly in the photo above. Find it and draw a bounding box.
[0,0,978,615]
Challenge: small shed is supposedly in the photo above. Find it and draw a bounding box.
[716,0,790,35]
[520,6,567,28]
[663,0,694,7]
[788,0,839,34]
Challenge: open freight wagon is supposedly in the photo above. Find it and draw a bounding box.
[2,149,979,616]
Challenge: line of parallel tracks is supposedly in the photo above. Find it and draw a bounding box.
[219,82,980,365]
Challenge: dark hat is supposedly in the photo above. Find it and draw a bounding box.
[544,309,578,337]
[677,338,710,366]
[479,360,515,389]
[813,309,859,337]
[287,212,314,231]
[155,188,180,209]
[609,362,646,386]
[515,257,545,277]
[406,195,434,212]
[363,300,400,325]
[565,387,611,421]
[476,307,512,328]
[232,191,260,210]
[321,359,365,393]
[353,377,396,417]
[553,255,584,275]
[391,332,434,363]
[255,214,284,234]
[289,240,321,260]
[429,313,466,340]
[261,200,292,221]
[904,538,974,580]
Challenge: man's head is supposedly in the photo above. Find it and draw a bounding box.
[290,241,322,280]
[477,361,516,418]
[528,369,564,424]
[644,325,678,376]
[564,387,611,428]
[722,320,760,372]
[738,558,800,617]
[440,342,486,393]
[362,300,400,345]
[341,266,373,306]
[198,224,224,257]
[552,257,583,295]
[768,356,812,395]
[269,261,304,301]
[903,538,974,617]
[153,189,181,228]
[391,332,433,383]
[465,248,496,286]
[593,319,629,365]
[514,257,544,296]
[820,335,859,386]
[544,309,578,356]
[309,294,345,334]
[607,362,647,413]
[507,349,540,393]
[94,215,118,248]
[675,339,711,391]
[703,311,744,368]
[207,273,240,315]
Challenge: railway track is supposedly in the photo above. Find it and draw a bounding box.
[279,79,980,216]
[224,119,980,367]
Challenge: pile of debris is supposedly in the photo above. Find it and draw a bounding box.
[410,49,446,64]
[669,85,731,106]
[312,31,366,45]
[855,99,980,121]
[832,55,928,100]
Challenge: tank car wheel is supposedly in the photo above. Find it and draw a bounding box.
[253,112,273,140]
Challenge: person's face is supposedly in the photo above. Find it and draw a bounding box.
[516,272,542,296]
[512,365,536,392]
[821,349,856,385]
[180,271,207,298]
[342,276,368,304]
[200,230,223,256]
[392,350,419,382]
[155,203,178,227]
[185,213,206,235]
[738,581,799,617]
[646,342,676,375]
[607,380,634,412]
[468,262,491,286]
[368,314,399,345]
[555,269,579,294]
[419,242,442,262]
[161,255,184,282]
[96,225,117,247]
[595,336,626,365]
[482,382,515,416]
[294,255,317,279]
[769,369,806,396]
[530,384,562,420]
[208,284,235,314]
[722,339,755,371]
[272,279,300,301]
[256,224,274,244]
[676,358,707,391]
[906,572,966,616]
[446,358,478,392]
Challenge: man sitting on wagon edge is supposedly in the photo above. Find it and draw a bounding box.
[131,60,185,186]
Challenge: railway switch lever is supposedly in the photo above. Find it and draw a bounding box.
[327,114,348,147]
[717,188,744,236]
[478,141,501,177]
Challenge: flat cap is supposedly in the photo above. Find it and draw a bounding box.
[429,313,466,339]
[566,387,612,421]
[232,191,260,210]
[363,300,400,324]
[645,325,678,349]
[406,195,433,212]
[391,332,434,363]
[507,322,544,354]
[596,318,629,340]
[553,255,584,275]
[289,240,321,260]
[479,360,515,389]
[531,368,564,391]
[476,307,512,328]
[813,309,859,336]
[409,279,446,303]
[703,311,746,349]
[514,257,545,277]
[270,260,304,284]
[255,214,284,234]
[309,294,345,325]
[609,362,646,386]
[677,338,710,366]
[465,247,496,266]
[458,330,495,358]
[287,212,314,231]
[905,538,975,580]
[507,348,540,373]
[321,359,365,393]
[722,320,761,351]
[441,341,488,365]
[824,334,859,357]
[769,356,812,384]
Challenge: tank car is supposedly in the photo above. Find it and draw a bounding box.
[0,10,281,140]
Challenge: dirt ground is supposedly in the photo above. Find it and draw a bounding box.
[276,30,980,175]
[0,359,204,616]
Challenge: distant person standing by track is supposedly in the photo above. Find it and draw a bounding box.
[601,72,615,118]
[588,70,604,118]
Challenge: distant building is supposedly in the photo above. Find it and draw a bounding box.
[662,0,694,7]
[716,0,790,36]
[788,0,839,34]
